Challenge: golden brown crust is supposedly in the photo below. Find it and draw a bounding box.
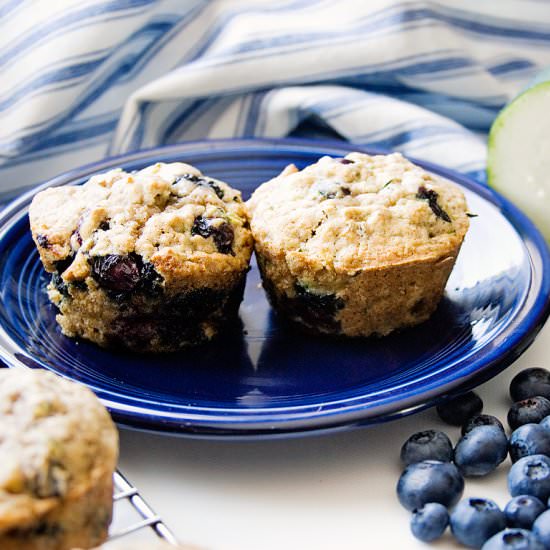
[0,472,112,550]
[255,241,462,336]
[29,163,253,279]
[247,152,469,274]
[153,249,250,291]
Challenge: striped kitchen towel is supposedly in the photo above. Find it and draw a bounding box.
[1,0,549,197]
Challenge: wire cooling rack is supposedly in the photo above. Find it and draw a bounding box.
[108,470,179,545]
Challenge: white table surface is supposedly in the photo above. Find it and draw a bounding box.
[113,319,550,550]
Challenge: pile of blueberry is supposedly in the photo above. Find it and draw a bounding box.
[396,368,550,549]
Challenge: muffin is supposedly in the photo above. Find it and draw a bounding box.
[247,152,469,337]
[0,369,118,550]
[29,162,253,352]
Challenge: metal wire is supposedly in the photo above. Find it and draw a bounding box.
[110,470,179,545]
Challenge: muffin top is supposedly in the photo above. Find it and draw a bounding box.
[247,152,469,273]
[29,162,253,289]
[0,369,118,531]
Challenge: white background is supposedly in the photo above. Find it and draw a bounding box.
[109,317,550,549]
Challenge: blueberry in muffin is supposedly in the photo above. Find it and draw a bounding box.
[29,162,253,352]
[247,153,469,337]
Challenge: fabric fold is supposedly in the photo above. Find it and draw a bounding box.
[1,0,549,195]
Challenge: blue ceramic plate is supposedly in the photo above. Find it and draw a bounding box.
[0,138,549,439]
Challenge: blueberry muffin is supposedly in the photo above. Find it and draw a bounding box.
[0,369,118,550]
[247,152,469,337]
[29,162,253,352]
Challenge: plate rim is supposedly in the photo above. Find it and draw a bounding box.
[1,137,549,438]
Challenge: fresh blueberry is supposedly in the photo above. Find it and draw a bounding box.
[410,502,449,542]
[482,528,545,550]
[450,497,506,548]
[436,391,483,426]
[396,460,464,511]
[533,510,550,549]
[504,495,545,529]
[400,430,453,465]
[508,397,550,430]
[509,424,550,463]
[508,455,550,501]
[454,425,508,476]
[540,416,550,432]
[463,414,506,436]
[510,368,550,402]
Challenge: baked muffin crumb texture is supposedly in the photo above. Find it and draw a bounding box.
[29,162,253,352]
[247,152,469,336]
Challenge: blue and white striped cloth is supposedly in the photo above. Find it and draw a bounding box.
[1,0,550,197]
